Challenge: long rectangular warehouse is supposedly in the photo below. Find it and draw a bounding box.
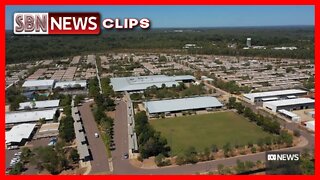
[110,75,195,92]
[263,98,314,112]
[6,108,57,124]
[19,100,60,110]
[243,89,307,103]
[144,96,223,115]
[22,79,55,91]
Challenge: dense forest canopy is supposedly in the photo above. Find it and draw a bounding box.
[6,25,314,63]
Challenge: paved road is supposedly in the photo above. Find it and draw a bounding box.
[78,102,110,174]
[112,101,131,174]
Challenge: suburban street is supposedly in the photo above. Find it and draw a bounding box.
[112,100,131,174]
[78,102,110,174]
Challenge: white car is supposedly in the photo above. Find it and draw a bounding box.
[94,133,99,138]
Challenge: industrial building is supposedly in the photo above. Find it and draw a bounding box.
[6,108,57,125]
[110,75,195,92]
[263,98,314,112]
[243,89,308,103]
[6,123,36,145]
[22,79,55,91]
[144,96,223,116]
[18,99,60,110]
[54,80,87,89]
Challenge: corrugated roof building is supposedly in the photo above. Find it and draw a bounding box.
[263,98,314,112]
[144,96,223,115]
[19,100,60,110]
[110,75,195,92]
[6,123,36,145]
[6,108,57,124]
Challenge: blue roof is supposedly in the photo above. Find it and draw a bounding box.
[144,96,223,114]
[110,75,195,92]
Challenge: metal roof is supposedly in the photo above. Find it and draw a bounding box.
[6,108,57,124]
[144,96,223,114]
[278,109,299,118]
[22,79,55,87]
[261,97,279,101]
[6,123,36,144]
[110,75,195,92]
[264,98,314,107]
[19,100,60,110]
[243,89,307,100]
[54,80,87,89]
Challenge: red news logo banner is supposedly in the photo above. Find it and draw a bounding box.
[14,12,101,34]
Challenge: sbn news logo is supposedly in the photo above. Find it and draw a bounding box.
[267,152,300,161]
[13,12,151,35]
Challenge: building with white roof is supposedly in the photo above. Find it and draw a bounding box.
[19,100,60,110]
[243,89,307,103]
[6,108,57,125]
[22,79,55,91]
[144,96,223,115]
[54,80,87,89]
[6,123,36,145]
[110,75,195,92]
[278,109,301,122]
[263,98,314,112]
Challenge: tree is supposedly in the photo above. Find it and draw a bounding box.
[227,97,236,109]
[217,164,225,174]
[9,162,24,175]
[176,155,185,165]
[20,147,32,163]
[251,147,257,153]
[223,142,232,157]
[184,146,198,164]
[39,118,46,124]
[31,146,62,174]
[235,159,246,174]
[69,148,80,163]
[293,129,301,137]
[211,144,219,153]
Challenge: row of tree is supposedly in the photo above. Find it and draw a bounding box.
[227,97,281,134]
[6,27,314,63]
[135,111,170,159]
[59,95,75,143]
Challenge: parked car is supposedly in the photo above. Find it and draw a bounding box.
[48,141,56,146]
[94,133,99,138]
[123,153,129,159]
[8,146,19,150]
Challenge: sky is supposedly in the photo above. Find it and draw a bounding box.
[6,5,314,29]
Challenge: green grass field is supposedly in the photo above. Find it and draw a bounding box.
[150,111,272,155]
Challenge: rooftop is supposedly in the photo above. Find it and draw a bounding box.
[144,96,223,114]
[22,79,55,87]
[243,89,307,100]
[6,108,57,124]
[19,100,60,110]
[6,123,36,144]
[54,80,87,89]
[264,98,314,107]
[110,75,195,92]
